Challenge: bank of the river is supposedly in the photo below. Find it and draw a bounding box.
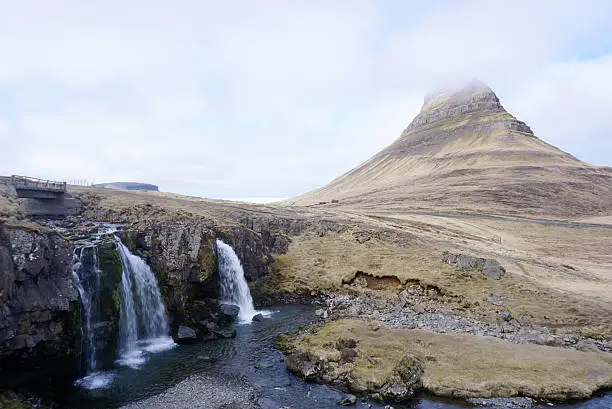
[275,288,612,404]
[44,305,607,409]
[281,319,612,402]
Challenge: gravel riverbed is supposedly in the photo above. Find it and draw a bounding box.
[120,373,260,409]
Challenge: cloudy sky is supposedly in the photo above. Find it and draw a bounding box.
[1,1,611,200]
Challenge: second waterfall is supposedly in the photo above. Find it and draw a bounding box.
[115,237,175,368]
[216,239,263,322]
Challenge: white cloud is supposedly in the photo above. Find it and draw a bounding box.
[503,55,612,164]
[0,0,611,197]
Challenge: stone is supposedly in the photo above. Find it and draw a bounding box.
[315,308,325,316]
[252,313,264,322]
[214,327,237,338]
[338,394,357,405]
[443,251,505,280]
[199,319,219,333]
[393,356,423,389]
[285,350,324,380]
[500,309,512,322]
[219,303,240,319]
[482,259,506,280]
[175,326,197,344]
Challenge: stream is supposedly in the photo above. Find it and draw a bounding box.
[52,305,611,409]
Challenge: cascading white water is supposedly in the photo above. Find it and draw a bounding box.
[216,239,260,322]
[72,246,102,372]
[72,246,116,390]
[115,237,174,368]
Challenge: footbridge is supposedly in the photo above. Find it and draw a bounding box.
[10,175,81,216]
[11,175,67,199]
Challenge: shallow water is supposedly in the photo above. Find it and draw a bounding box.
[58,305,611,409]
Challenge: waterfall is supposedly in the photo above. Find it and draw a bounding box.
[72,246,102,372]
[115,237,174,368]
[216,239,259,322]
[72,246,115,389]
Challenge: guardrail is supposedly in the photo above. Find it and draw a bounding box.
[10,175,67,192]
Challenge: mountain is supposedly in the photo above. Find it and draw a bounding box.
[286,81,612,219]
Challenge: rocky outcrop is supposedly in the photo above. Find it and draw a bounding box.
[442,251,506,279]
[222,217,293,281]
[284,339,423,402]
[175,326,197,344]
[121,220,219,329]
[407,81,509,131]
[0,222,80,386]
[123,216,298,317]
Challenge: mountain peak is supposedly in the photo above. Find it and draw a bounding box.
[407,80,504,131]
[287,81,612,219]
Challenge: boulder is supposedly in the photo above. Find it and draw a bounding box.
[218,304,240,323]
[197,319,236,339]
[442,251,505,280]
[252,313,264,322]
[482,259,506,280]
[379,356,423,401]
[285,350,324,380]
[175,326,197,344]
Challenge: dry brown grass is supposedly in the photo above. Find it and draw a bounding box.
[273,228,612,330]
[284,90,612,220]
[64,185,612,334]
[0,177,22,219]
[295,319,612,400]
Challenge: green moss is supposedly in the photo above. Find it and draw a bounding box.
[97,241,123,321]
[198,241,217,282]
[121,232,137,252]
[112,289,120,312]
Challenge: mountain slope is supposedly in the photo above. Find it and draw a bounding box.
[286,81,612,219]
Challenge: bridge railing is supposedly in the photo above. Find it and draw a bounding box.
[11,175,67,192]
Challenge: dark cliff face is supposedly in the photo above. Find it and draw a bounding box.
[73,238,123,371]
[121,220,220,328]
[121,217,294,326]
[0,222,80,386]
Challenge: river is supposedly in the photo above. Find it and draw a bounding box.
[52,305,611,409]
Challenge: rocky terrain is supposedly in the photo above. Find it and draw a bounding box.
[0,221,80,388]
[0,82,610,407]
